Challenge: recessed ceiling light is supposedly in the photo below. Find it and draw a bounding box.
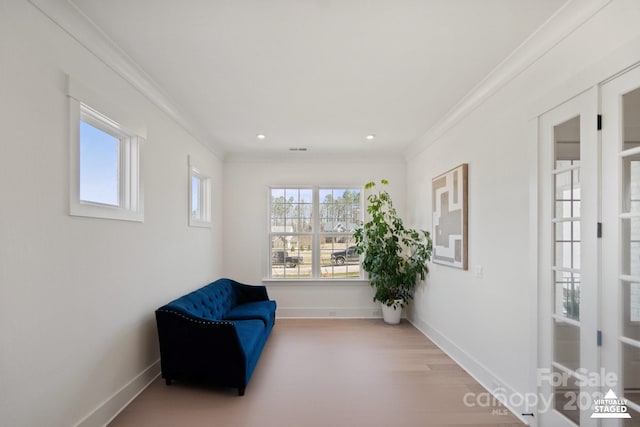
[256,133,266,140]
[366,134,376,140]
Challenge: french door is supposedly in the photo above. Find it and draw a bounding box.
[601,64,640,426]
[539,65,640,426]
[539,87,600,427]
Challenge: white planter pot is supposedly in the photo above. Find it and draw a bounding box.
[381,301,403,324]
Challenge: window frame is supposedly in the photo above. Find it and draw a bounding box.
[69,101,144,222]
[188,157,213,228]
[267,185,364,281]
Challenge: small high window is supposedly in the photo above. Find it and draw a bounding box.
[189,157,212,228]
[70,102,144,222]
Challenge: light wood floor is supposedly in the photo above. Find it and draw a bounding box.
[108,319,525,427]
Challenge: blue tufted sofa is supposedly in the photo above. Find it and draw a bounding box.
[155,278,276,396]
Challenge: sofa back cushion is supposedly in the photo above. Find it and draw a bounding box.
[224,300,276,327]
[163,280,237,320]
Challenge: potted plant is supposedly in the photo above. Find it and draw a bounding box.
[354,180,433,324]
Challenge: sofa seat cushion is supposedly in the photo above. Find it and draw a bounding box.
[225,300,276,326]
[232,319,265,357]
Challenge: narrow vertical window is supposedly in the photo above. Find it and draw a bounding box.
[189,158,212,228]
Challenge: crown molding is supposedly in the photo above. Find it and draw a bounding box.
[403,0,614,160]
[27,0,225,159]
[223,150,406,164]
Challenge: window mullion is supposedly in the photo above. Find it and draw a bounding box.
[312,187,320,279]
[120,136,128,210]
[201,177,208,221]
[130,136,140,213]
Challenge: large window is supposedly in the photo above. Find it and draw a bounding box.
[269,187,363,280]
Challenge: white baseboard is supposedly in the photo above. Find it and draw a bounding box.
[276,306,383,318]
[408,317,533,426]
[73,360,160,427]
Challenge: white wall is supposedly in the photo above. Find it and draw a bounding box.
[405,0,640,421]
[0,1,223,426]
[222,156,406,318]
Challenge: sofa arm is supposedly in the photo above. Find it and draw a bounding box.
[229,279,269,305]
[155,309,246,385]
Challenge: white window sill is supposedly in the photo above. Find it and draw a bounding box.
[70,202,144,222]
[262,279,370,286]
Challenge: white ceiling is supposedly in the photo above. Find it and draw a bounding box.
[68,0,568,159]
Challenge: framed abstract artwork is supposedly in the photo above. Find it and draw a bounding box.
[432,163,468,269]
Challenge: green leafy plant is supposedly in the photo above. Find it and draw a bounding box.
[354,180,433,309]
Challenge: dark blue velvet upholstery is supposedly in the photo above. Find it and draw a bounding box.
[155,278,276,395]
[226,300,276,326]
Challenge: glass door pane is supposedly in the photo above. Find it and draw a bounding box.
[552,116,583,424]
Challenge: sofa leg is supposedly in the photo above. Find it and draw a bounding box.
[238,387,245,396]
[165,378,173,386]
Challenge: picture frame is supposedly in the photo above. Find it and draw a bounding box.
[432,163,468,269]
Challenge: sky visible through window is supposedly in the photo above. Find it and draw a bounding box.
[79,121,119,206]
[192,175,200,218]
